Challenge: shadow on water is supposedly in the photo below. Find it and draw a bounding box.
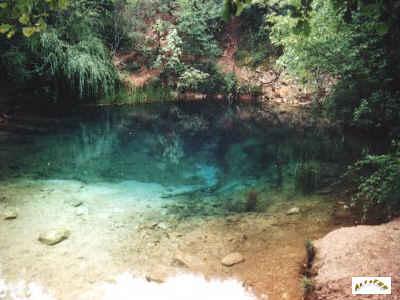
[0,101,379,218]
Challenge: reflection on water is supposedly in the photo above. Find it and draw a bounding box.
[0,102,372,215]
[0,102,380,300]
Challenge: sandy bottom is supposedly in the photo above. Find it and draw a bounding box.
[0,179,338,300]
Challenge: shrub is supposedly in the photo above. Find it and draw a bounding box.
[177,67,210,93]
[344,141,400,222]
[107,81,174,104]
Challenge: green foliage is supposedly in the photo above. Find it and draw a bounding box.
[0,46,32,84]
[176,0,222,58]
[269,0,400,131]
[266,0,400,222]
[177,67,209,92]
[221,72,238,96]
[39,30,117,99]
[345,142,400,221]
[223,0,252,20]
[352,91,400,130]
[105,0,175,54]
[269,0,361,82]
[155,27,186,86]
[295,161,320,194]
[1,0,118,101]
[156,27,184,71]
[234,3,279,68]
[0,0,68,38]
[105,81,175,104]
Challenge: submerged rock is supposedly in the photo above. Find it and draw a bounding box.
[157,222,169,230]
[221,252,245,267]
[286,207,300,215]
[75,206,89,216]
[3,207,18,220]
[70,199,83,207]
[38,228,70,245]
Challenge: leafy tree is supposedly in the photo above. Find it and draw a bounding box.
[0,0,68,38]
[176,0,222,59]
[177,67,209,92]
[1,0,117,101]
[268,0,400,131]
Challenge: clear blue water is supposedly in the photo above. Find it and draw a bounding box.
[0,102,374,216]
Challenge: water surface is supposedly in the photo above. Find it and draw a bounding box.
[0,102,368,214]
[0,101,375,300]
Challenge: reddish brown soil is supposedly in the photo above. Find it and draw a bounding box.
[128,68,161,87]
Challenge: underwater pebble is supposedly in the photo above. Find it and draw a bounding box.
[38,228,70,245]
[64,197,83,207]
[286,207,300,215]
[75,206,89,216]
[221,252,245,267]
[71,199,83,207]
[3,207,18,220]
[157,222,168,230]
[226,216,241,223]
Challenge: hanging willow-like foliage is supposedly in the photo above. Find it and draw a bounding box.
[39,30,117,99]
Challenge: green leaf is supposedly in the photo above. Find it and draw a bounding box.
[36,18,47,31]
[376,23,389,36]
[19,14,30,25]
[58,0,69,9]
[6,29,15,38]
[0,2,8,8]
[22,26,37,37]
[0,23,12,34]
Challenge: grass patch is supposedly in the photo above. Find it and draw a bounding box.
[100,84,176,105]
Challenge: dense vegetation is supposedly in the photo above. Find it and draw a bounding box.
[1,0,399,221]
[267,0,400,221]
